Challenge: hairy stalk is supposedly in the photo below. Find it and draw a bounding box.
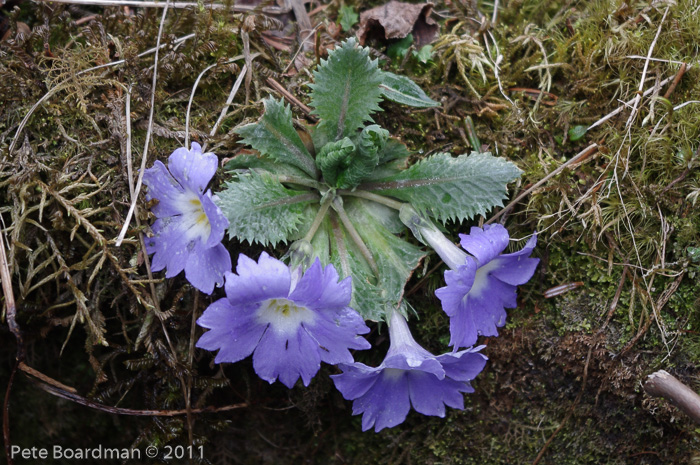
[332,198,379,276]
[338,190,405,210]
[303,195,333,242]
[276,175,324,190]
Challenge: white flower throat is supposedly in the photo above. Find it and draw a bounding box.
[177,192,211,242]
[257,298,316,334]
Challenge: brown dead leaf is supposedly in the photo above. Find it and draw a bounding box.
[2,20,30,42]
[357,1,438,48]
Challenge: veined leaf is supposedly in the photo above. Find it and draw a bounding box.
[338,5,358,31]
[380,71,439,108]
[323,198,424,321]
[361,152,522,222]
[219,171,318,246]
[224,153,311,178]
[235,98,318,178]
[310,38,384,144]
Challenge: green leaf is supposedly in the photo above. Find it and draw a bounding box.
[315,137,356,188]
[319,199,424,321]
[235,97,318,178]
[219,171,318,246]
[413,45,433,64]
[387,34,413,59]
[379,71,439,108]
[310,38,384,143]
[362,152,522,222]
[568,125,587,142]
[338,5,358,31]
[377,138,410,165]
[224,153,311,178]
[317,124,386,188]
[345,198,424,320]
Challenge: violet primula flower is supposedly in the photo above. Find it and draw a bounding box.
[435,224,539,349]
[196,252,371,388]
[143,142,231,294]
[332,310,487,432]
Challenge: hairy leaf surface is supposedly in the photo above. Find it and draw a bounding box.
[362,152,522,222]
[235,98,318,178]
[318,198,424,321]
[310,39,383,143]
[219,171,318,246]
[380,71,439,108]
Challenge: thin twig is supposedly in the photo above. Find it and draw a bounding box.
[486,143,599,224]
[187,54,257,148]
[663,62,687,99]
[0,222,23,362]
[624,7,669,129]
[1,227,20,465]
[116,0,170,247]
[7,34,195,158]
[587,72,682,131]
[265,77,315,120]
[185,292,199,449]
[205,64,249,149]
[282,24,323,73]
[601,265,629,330]
[3,364,17,465]
[644,370,700,425]
[617,271,685,358]
[185,62,219,148]
[21,363,246,416]
[79,33,195,76]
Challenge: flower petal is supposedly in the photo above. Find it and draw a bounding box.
[253,326,322,388]
[408,371,468,416]
[143,161,185,217]
[226,253,291,305]
[184,242,232,294]
[200,192,229,248]
[435,260,477,317]
[353,369,411,432]
[458,224,509,266]
[332,363,381,400]
[167,142,218,194]
[489,234,539,286]
[146,217,193,277]
[437,348,488,383]
[303,307,370,365]
[196,299,266,363]
[289,259,352,312]
[447,276,516,348]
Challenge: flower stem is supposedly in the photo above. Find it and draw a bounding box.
[399,204,467,270]
[276,175,324,190]
[332,198,379,276]
[303,195,333,242]
[338,189,405,210]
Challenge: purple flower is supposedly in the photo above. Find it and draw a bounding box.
[435,224,539,349]
[143,142,231,294]
[196,252,371,388]
[332,310,487,432]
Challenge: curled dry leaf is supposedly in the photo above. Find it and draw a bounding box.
[2,20,30,42]
[357,1,438,48]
